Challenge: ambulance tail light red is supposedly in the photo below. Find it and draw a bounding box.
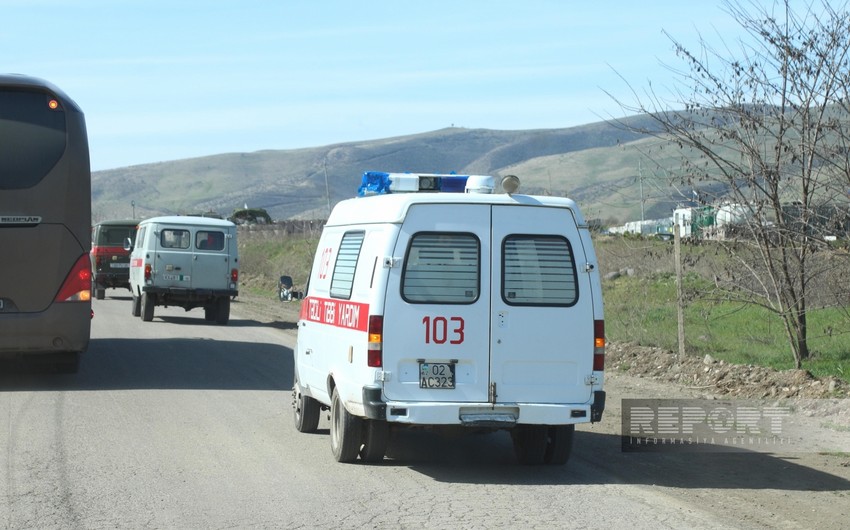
[54,254,92,302]
[144,263,152,281]
[593,319,605,371]
[367,315,383,367]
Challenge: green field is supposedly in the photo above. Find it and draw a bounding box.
[604,274,850,381]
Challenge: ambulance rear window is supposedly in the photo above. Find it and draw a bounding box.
[502,235,578,306]
[402,232,480,304]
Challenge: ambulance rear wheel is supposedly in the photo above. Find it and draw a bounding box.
[95,288,105,300]
[544,425,575,465]
[131,294,141,317]
[330,388,363,463]
[141,292,155,322]
[293,381,320,433]
[511,424,548,465]
[359,420,389,463]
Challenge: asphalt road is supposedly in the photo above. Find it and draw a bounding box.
[2,294,848,529]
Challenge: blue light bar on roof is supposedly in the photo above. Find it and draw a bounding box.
[357,171,470,196]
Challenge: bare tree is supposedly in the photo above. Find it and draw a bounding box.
[611,0,850,368]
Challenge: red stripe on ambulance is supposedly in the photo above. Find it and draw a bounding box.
[300,296,369,332]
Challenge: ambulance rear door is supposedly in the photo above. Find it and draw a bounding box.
[381,203,492,403]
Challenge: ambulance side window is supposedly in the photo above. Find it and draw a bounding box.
[402,232,480,304]
[502,235,578,306]
[329,231,365,300]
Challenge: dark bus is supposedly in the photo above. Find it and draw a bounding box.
[0,74,92,373]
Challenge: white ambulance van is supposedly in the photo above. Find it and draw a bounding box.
[126,216,239,324]
[292,172,605,465]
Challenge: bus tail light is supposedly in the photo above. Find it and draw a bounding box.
[367,315,383,367]
[55,254,92,302]
[593,319,605,371]
[231,269,239,283]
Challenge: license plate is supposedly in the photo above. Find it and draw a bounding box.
[110,263,129,268]
[419,362,455,389]
[162,274,188,281]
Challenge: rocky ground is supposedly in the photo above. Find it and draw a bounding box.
[607,342,848,400]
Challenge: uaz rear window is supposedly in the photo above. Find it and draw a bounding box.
[160,229,190,249]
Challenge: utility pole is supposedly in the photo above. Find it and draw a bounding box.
[674,223,685,359]
[638,160,645,222]
[323,160,331,216]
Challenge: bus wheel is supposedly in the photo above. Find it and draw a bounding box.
[330,388,363,463]
[511,424,547,465]
[544,425,575,465]
[204,304,217,321]
[141,293,155,322]
[359,420,389,463]
[293,379,320,433]
[131,294,141,317]
[215,297,230,325]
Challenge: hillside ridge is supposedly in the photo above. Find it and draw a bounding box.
[93,117,665,223]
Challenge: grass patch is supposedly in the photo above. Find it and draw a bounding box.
[238,233,319,292]
[604,275,850,381]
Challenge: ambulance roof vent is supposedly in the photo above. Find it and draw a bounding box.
[464,175,495,194]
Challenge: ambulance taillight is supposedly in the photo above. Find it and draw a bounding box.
[367,315,383,367]
[593,320,605,371]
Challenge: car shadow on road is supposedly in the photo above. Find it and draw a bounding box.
[382,428,850,491]
[150,314,298,331]
[0,337,295,392]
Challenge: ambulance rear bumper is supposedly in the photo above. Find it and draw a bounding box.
[362,386,606,426]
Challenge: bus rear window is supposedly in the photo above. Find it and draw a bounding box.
[0,88,67,190]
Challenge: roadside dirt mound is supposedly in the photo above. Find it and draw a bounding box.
[607,342,848,399]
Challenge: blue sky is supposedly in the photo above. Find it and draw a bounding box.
[3,1,763,170]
